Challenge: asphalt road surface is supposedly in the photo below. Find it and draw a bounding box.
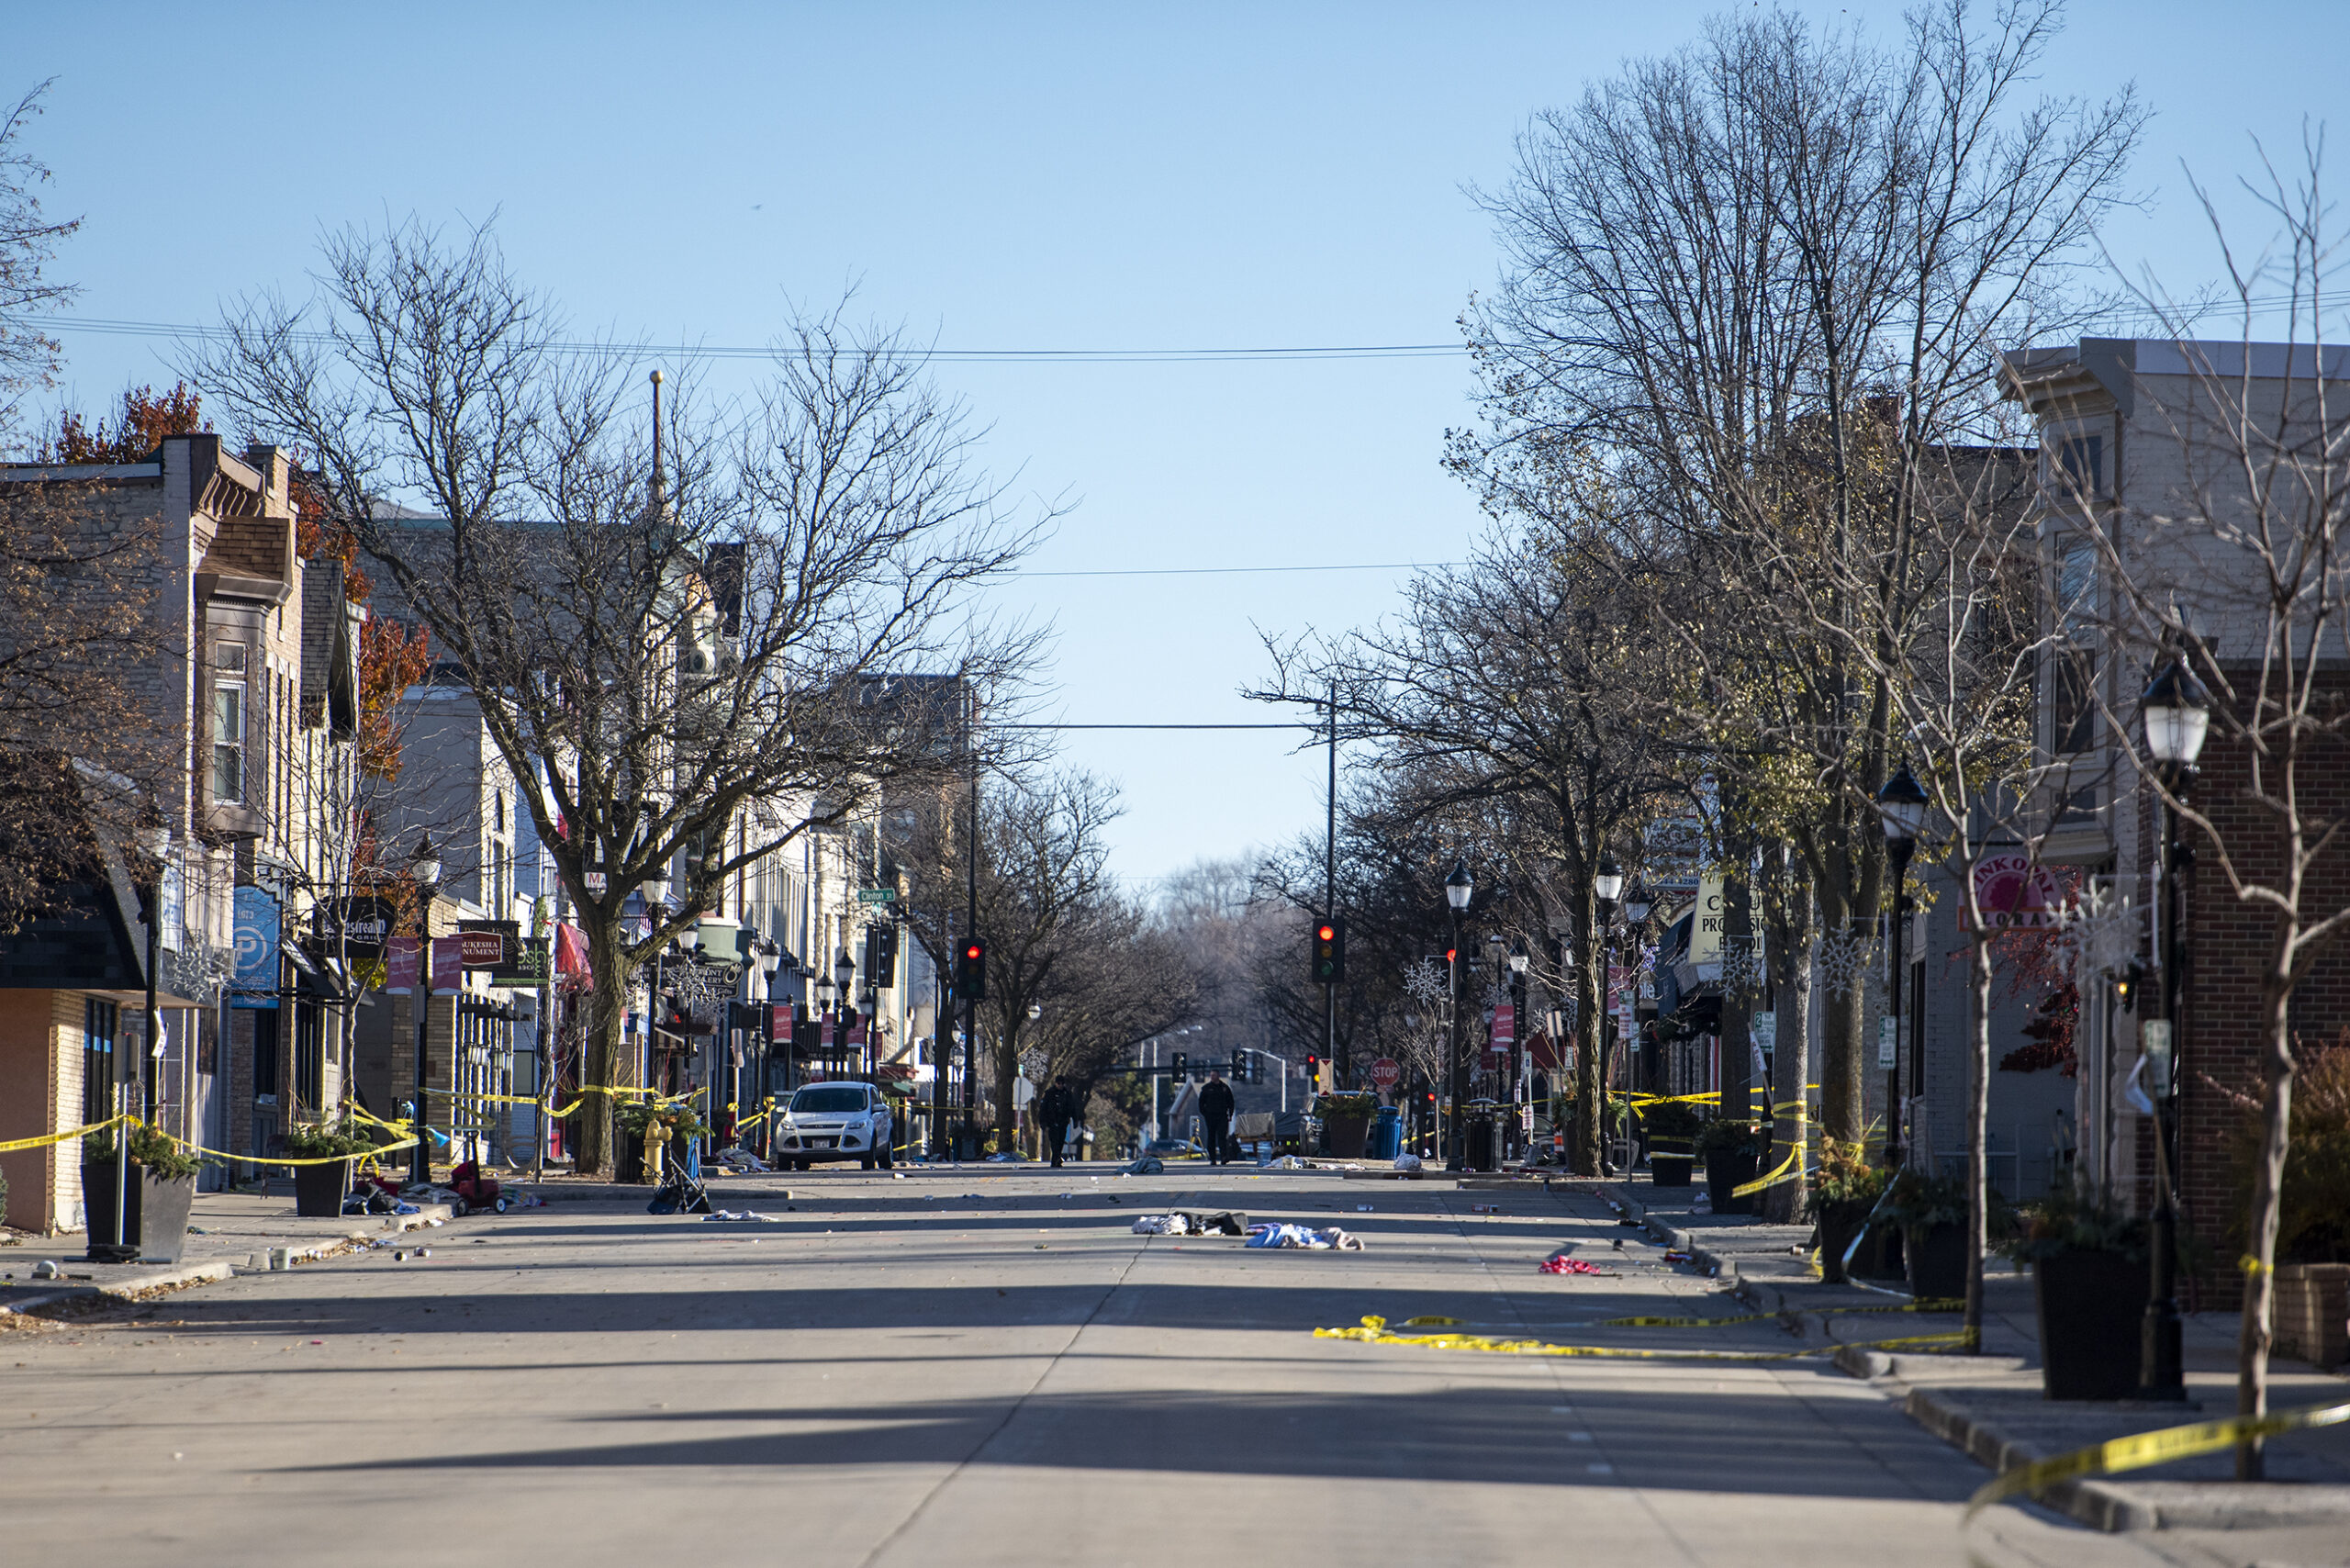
[0,1170,2274,1567]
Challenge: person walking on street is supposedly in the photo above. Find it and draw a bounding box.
[1040,1077,1077,1169]
[1199,1070,1236,1166]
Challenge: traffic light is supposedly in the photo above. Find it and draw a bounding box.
[1231,1052,1249,1083]
[1304,1052,1320,1093]
[956,937,987,1001]
[1310,917,1347,982]
[1171,1050,1188,1079]
[865,923,900,985]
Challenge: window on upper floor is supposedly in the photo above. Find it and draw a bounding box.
[211,680,246,804]
[2055,434,2105,498]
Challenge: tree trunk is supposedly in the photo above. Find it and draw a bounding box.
[1965,932,1995,1352]
[994,1020,1019,1149]
[1762,915,1816,1224]
[573,916,635,1179]
[2237,970,2298,1479]
[1818,886,1868,1148]
[1574,919,1606,1174]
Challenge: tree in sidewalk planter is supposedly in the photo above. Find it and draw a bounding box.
[187,218,1050,1178]
[1466,4,2141,1178]
[2046,145,2350,1473]
[1251,469,1696,1175]
[281,1118,374,1159]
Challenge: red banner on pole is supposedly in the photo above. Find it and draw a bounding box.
[430,935,464,995]
[1491,1002,1516,1048]
[386,936,420,995]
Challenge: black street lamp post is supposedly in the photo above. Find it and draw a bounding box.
[1444,857,1472,1171]
[1592,857,1624,1174]
[1877,763,1929,1168]
[2139,657,2210,1401]
[408,834,442,1187]
[1623,886,1652,1095]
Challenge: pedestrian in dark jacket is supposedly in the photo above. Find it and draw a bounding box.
[1040,1078,1078,1168]
[1199,1071,1236,1165]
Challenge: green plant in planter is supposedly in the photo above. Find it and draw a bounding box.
[616,1097,712,1140]
[1879,1168,1973,1230]
[1804,1137,1889,1218]
[1317,1091,1378,1118]
[1695,1119,1766,1159]
[1999,1177,2148,1266]
[1637,1098,1703,1151]
[283,1118,372,1159]
[84,1121,202,1181]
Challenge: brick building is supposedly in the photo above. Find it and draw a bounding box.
[2000,337,2350,1299]
[0,435,360,1232]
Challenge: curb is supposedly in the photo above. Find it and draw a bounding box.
[0,1204,453,1316]
[1901,1382,2158,1531]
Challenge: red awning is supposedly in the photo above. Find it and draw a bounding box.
[1528,1029,1564,1070]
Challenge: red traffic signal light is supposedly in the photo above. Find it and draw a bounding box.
[1445,946,1457,963]
[957,937,987,1001]
[1310,917,1346,983]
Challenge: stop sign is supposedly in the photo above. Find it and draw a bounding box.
[1369,1058,1401,1090]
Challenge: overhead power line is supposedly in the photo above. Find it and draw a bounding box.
[1015,560,1458,578]
[6,313,1466,364]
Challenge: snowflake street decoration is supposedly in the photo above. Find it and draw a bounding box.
[665,959,741,1014]
[1814,924,1874,999]
[1404,959,1449,1007]
[2065,888,2142,982]
[1718,935,1768,998]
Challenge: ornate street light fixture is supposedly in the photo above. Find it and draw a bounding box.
[1878,761,1929,1166]
[2138,655,2211,1401]
[1443,857,1472,1170]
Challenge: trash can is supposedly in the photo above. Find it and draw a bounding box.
[1462,1106,1497,1172]
[1369,1106,1403,1160]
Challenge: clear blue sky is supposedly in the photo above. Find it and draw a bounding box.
[12,2,2343,894]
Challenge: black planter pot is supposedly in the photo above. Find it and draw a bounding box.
[2035,1247,2150,1401]
[1907,1221,1967,1301]
[1706,1150,1759,1215]
[81,1162,196,1265]
[1817,1202,1873,1283]
[293,1159,353,1217]
[139,1171,195,1265]
[1650,1154,1695,1188]
[1326,1114,1371,1159]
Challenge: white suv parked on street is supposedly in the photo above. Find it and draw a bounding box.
[776,1082,894,1170]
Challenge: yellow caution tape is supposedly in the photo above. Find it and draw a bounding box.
[166,1135,420,1167]
[1316,1315,1974,1361]
[1397,1299,1958,1332]
[1965,1399,2350,1519]
[0,1114,129,1155]
[1732,1141,1803,1198]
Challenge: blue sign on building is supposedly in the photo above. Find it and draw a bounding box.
[231,885,280,1010]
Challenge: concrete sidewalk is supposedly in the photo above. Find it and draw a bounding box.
[0,1189,456,1316]
[1616,1174,2350,1535]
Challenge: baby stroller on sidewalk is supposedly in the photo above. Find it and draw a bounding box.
[648,1159,711,1215]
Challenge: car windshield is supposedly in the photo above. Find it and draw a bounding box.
[789,1086,867,1114]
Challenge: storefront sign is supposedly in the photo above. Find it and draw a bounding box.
[1691,873,1726,966]
[459,930,507,968]
[1965,852,2064,929]
[487,938,552,988]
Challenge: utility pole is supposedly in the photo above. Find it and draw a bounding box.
[1324,680,1337,1085]
[962,676,979,1156]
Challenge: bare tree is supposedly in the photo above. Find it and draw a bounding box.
[1468,1,2142,1154]
[2060,138,2350,1474]
[1253,479,1695,1172]
[0,80,76,447]
[187,218,1048,1174]
[900,770,1190,1148]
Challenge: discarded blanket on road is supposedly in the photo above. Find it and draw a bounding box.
[704,1210,774,1222]
[1246,1223,1364,1251]
[1131,1211,1249,1236]
[1539,1255,1602,1274]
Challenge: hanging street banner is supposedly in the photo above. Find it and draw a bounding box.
[1964,852,2065,930]
[230,886,281,1010]
[430,935,465,995]
[386,935,420,994]
[1488,1002,1515,1057]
